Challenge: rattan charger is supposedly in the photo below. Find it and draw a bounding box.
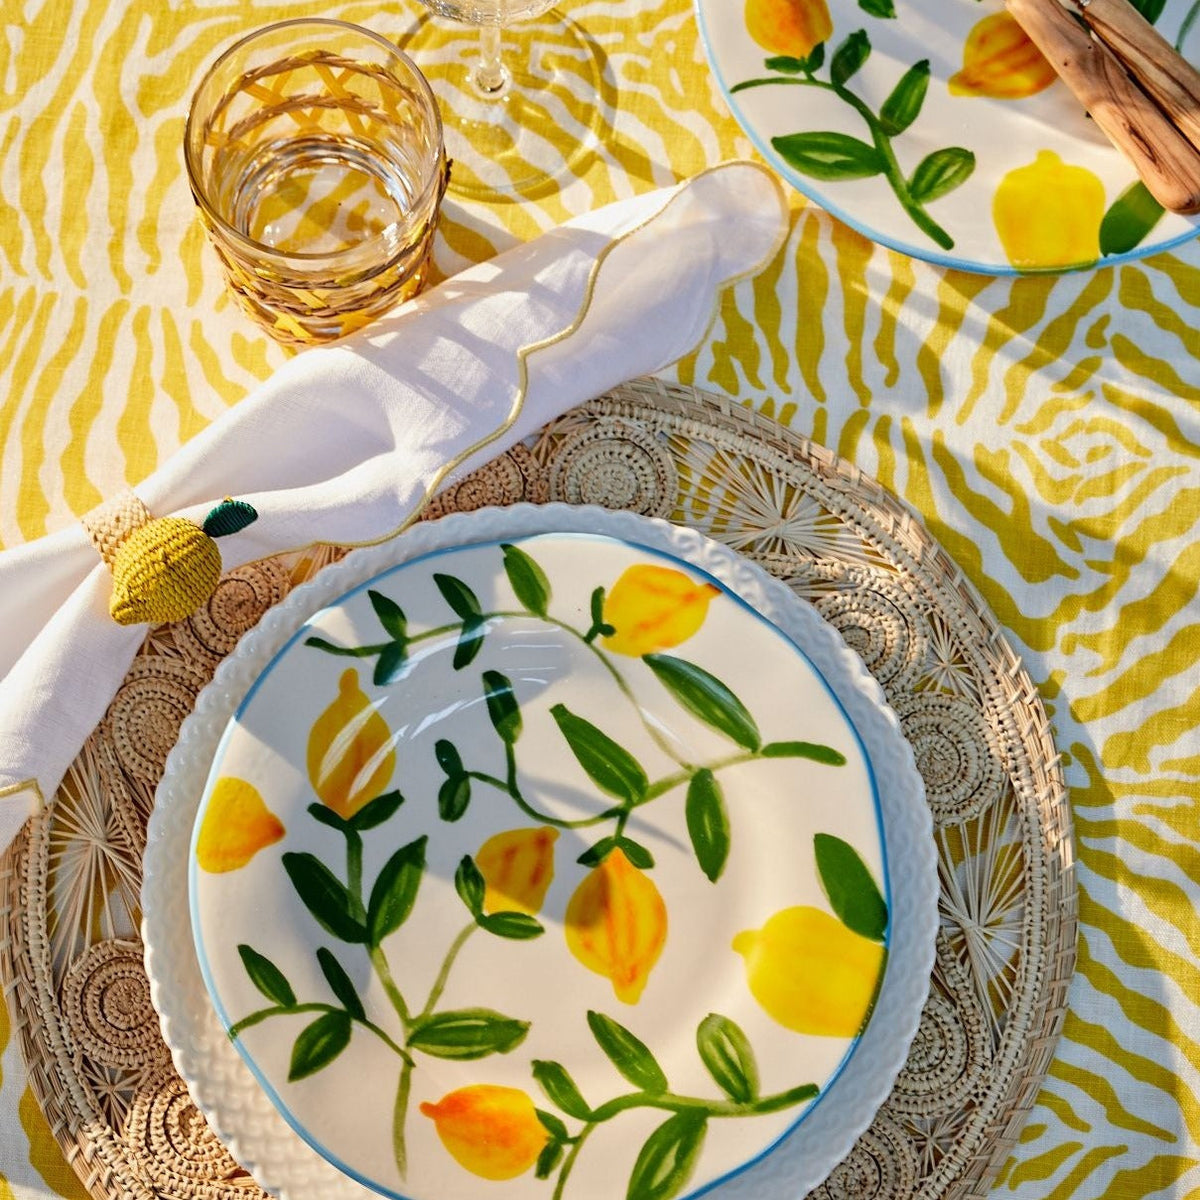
[0,378,1076,1200]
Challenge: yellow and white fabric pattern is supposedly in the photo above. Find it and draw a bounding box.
[1,2,1198,1200]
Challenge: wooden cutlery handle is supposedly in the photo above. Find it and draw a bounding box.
[1007,0,1200,212]
[1074,0,1200,152]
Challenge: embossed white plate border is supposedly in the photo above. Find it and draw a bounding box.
[143,504,937,1199]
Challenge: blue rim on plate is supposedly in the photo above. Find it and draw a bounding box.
[695,0,1200,274]
[188,531,889,1200]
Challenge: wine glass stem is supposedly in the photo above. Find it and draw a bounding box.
[474,23,510,95]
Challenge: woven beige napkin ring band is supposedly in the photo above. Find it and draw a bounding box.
[82,490,258,627]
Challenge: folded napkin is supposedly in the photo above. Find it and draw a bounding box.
[0,161,787,852]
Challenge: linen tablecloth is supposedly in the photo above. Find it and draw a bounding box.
[1,1,1197,1198]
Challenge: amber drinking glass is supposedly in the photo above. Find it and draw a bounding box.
[185,19,448,346]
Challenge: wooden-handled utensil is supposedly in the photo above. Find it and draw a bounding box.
[1006,0,1200,213]
[1072,0,1200,151]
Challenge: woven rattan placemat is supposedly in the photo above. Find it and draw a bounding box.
[0,378,1076,1200]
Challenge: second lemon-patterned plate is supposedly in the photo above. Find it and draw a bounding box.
[696,0,1200,273]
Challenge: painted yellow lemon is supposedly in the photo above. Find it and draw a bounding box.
[732,906,884,1037]
[476,827,558,915]
[949,12,1057,99]
[195,777,284,873]
[993,150,1105,269]
[306,668,397,819]
[420,1085,547,1180]
[602,565,720,657]
[745,0,833,59]
[565,849,667,1004]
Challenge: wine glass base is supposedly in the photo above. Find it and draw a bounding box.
[399,10,608,201]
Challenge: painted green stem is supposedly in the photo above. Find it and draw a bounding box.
[551,1082,818,1196]
[228,1002,412,1064]
[551,1126,595,1200]
[730,73,953,249]
[639,752,759,803]
[309,607,689,768]
[370,944,412,1028]
[346,829,365,922]
[470,747,765,831]
[588,1081,818,1123]
[394,1059,413,1179]
[466,771,610,829]
[420,923,477,1019]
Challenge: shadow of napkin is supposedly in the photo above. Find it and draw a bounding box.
[0,161,787,850]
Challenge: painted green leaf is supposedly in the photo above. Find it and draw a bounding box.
[435,739,464,776]
[374,641,408,686]
[438,774,471,822]
[237,944,295,1008]
[908,147,975,204]
[368,590,407,641]
[587,586,616,639]
[763,54,807,73]
[814,832,888,941]
[760,740,846,765]
[550,704,648,803]
[577,835,619,866]
[349,789,404,831]
[479,911,545,939]
[696,1013,759,1103]
[455,855,486,915]
[288,1010,351,1081]
[1100,181,1165,256]
[643,655,760,750]
[879,60,929,135]
[590,586,607,627]
[483,670,522,744]
[801,42,825,71]
[772,130,884,181]
[587,1011,669,1093]
[201,498,257,538]
[304,634,372,658]
[626,1111,707,1200]
[536,1140,565,1179]
[830,29,870,87]
[307,802,349,831]
[1128,0,1165,20]
[501,543,551,616]
[617,837,654,869]
[685,769,730,884]
[282,853,367,943]
[434,573,482,620]
[532,1060,593,1119]
[454,614,486,670]
[408,1008,529,1059]
[316,947,365,1021]
[859,0,895,15]
[367,836,427,944]
[536,1108,570,1141]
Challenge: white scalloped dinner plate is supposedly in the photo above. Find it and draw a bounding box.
[143,505,936,1200]
[697,0,1200,273]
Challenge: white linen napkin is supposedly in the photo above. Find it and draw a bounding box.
[0,161,787,850]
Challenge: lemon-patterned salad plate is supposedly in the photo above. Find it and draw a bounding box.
[145,506,937,1200]
[697,0,1200,272]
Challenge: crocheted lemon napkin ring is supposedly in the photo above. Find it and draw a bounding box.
[82,492,258,626]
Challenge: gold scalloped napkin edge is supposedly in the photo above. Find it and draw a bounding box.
[0,161,787,850]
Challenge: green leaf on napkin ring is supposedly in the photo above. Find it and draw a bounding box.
[82,490,258,626]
